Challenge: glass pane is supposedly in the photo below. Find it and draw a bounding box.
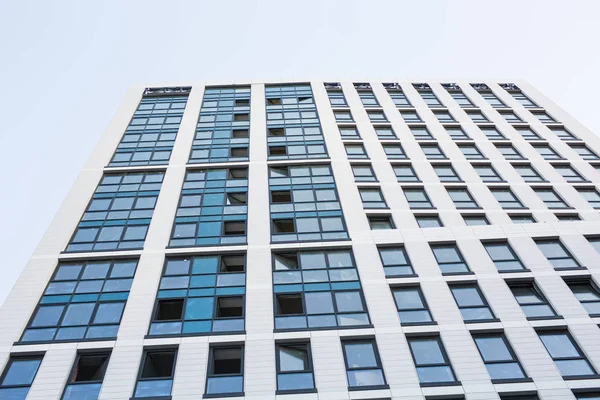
[207,376,243,394]
[475,337,512,361]
[347,369,385,387]
[279,346,308,372]
[344,343,377,368]
[62,383,102,400]
[277,372,314,391]
[555,359,595,377]
[2,359,42,385]
[410,339,445,364]
[134,379,173,397]
[486,362,525,380]
[452,287,484,306]
[540,334,580,358]
[416,365,455,383]
[334,291,364,312]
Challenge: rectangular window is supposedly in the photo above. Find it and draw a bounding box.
[345,144,368,159]
[401,110,422,122]
[382,144,407,159]
[484,242,525,272]
[205,345,244,396]
[133,348,177,398]
[491,188,525,209]
[342,339,387,389]
[449,91,475,108]
[589,237,600,255]
[393,164,420,182]
[538,331,597,377]
[450,284,496,322]
[431,244,471,274]
[387,88,412,107]
[479,90,507,108]
[416,215,443,228]
[514,165,545,182]
[556,213,581,221]
[378,246,415,277]
[367,111,387,122]
[500,111,524,123]
[352,164,377,182]
[67,172,164,252]
[536,239,581,270]
[463,214,489,226]
[149,254,245,336]
[273,249,370,330]
[532,111,558,123]
[516,126,542,140]
[446,126,470,139]
[459,144,486,159]
[375,126,397,139]
[21,259,137,343]
[339,126,360,140]
[534,144,563,160]
[577,188,600,209]
[334,111,354,122]
[359,188,388,209]
[434,165,461,182]
[369,216,395,230]
[327,90,347,106]
[170,168,248,247]
[551,126,579,141]
[447,188,479,209]
[62,352,110,400]
[421,144,447,159]
[575,393,600,400]
[191,86,250,164]
[407,337,458,385]
[467,110,490,123]
[509,282,557,319]
[497,145,524,160]
[411,126,434,140]
[276,343,315,393]
[511,214,536,224]
[566,279,600,316]
[571,144,600,160]
[404,188,434,209]
[358,91,379,107]
[419,90,444,107]
[392,286,434,324]
[508,89,538,108]
[473,334,527,382]
[434,111,456,122]
[474,165,503,182]
[534,188,570,209]
[555,165,586,182]
[481,127,506,140]
[0,355,43,399]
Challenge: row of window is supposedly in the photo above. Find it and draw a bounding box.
[5,329,600,399]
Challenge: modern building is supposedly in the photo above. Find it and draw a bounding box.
[2,80,600,400]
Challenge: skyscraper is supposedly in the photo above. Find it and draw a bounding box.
[1,80,600,399]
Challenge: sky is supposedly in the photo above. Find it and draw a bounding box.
[0,0,599,305]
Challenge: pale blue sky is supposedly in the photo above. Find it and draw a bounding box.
[1,0,599,305]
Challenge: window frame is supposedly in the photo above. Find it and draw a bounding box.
[407,336,459,387]
[483,241,526,272]
[449,284,498,323]
[341,339,388,390]
[275,341,316,394]
[508,281,559,320]
[205,344,245,398]
[133,347,178,399]
[391,285,435,326]
[0,354,44,398]
[431,243,472,275]
[472,333,529,383]
[537,330,598,379]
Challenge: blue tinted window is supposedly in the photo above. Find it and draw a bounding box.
[134,349,176,398]
[539,331,597,377]
[473,334,527,381]
[342,339,387,389]
[0,356,43,399]
[62,353,110,400]
[276,343,315,392]
[408,337,457,385]
[206,346,244,396]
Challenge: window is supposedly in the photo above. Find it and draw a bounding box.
[67,172,164,252]
[369,216,395,230]
[500,111,523,123]
[511,214,536,223]
[133,349,177,398]
[191,86,249,164]
[359,188,388,209]
[449,91,475,107]
[171,168,247,247]
[334,111,354,122]
[393,164,419,182]
[555,165,586,182]
[556,214,581,221]
[404,188,434,209]
[416,215,443,228]
[508,90,538,108]
[450,284,496,322]
[382,144,407,159]
[473,334,527,381]
[401,110,422,122]
[276,343,315,393]
[463,215,489,226]
[345,144,368,159]
[532,111,557,123]
[467,110,489,123]
[536,239,581,270]
[509,282,557,319]
[551,126,579,141]
[21,259,137,343]
[411,126,434,140]
[387,88,412,107]
[479,90,507,108]
[149,255,245,336]
[491,188,525,209]
[538,331,597,377]
[447,188,479,209]
[378,246,415,277]
[62,352,110,400]
[577,188,600,208]
[206,346,244,396]
[407,337,457,385]
[575,393,600,400]
[375,126,397,139]
[434,111,456,122]
[431,244,470,274]
[419,90,444,107]
[269,165,347,243]
[358,91,379,107]
[484,242,525,272]
[566,279,600,316]
[112,94,188,167]
[342,340,387,389]
[446,126,470,139]
[327,90,347,106]
[273,249,370,330]
[434,165,461,182]
[0,355,43,399]
[497,145,524,160]
[459,144,486,159]
[392,286,434,324]
[339,126,360,140]
[421,144,446,159]
[534,188,570,209]
[571,144,600,160]
[589,237,600,255]
[516,126,542,140]
[534,144,563,160]
[481,127,506,140]
[367,111,387,122]
[352,164,377,182]
[514,165,545,182]
[474,165,503,182]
